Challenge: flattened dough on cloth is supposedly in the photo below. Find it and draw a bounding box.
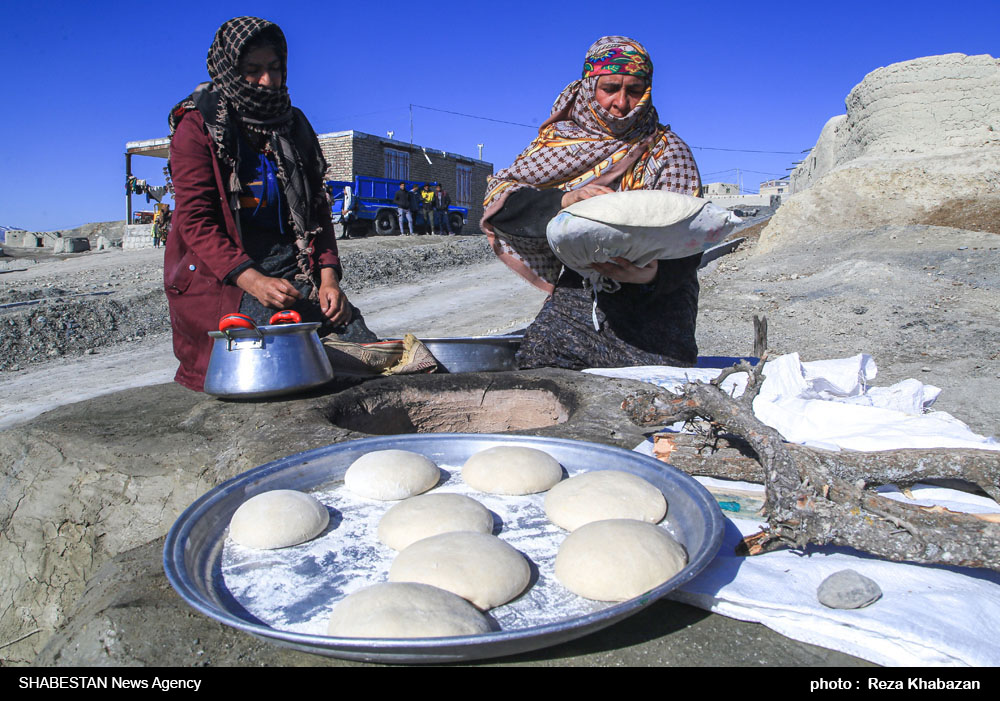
[228,489,329,549]
[554,519,687,601]
[547,190,741,291]
[389,531,531,610]
[462,445,563,495]
[327,582,493,638]
[564,189,706,227]
[544,469,666,531]
[378,493,495,551]
[344,449,441,500]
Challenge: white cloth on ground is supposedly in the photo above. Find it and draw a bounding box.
[586,354,1000,666]
[585,352,998,452]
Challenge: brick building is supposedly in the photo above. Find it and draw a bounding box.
[317,130,493,229]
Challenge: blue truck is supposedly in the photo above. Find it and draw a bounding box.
[326,176,468,237]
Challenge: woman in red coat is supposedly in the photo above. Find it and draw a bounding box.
[165,17,375,391]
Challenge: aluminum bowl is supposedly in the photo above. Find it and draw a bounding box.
[416,335,523,373]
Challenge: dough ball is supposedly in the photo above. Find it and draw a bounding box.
[327,582,492,638]
[554,519,687,601]
[344,449,440,500]
[461,446,563,495]
[229,489,329,549]
[389,532,530,610]
[544,469,666,531]
[378,493,494,551]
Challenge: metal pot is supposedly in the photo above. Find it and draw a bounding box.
[204,313,334,399]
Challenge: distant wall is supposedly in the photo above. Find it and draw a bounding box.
[3,231,61,248]
[790,53,1000,194]
[705,194,777,209]
[703,182,739,196]
[122,224,156,250]
[4,231,42,247]
[761,53,1000,254]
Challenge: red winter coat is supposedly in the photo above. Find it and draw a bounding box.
[164,110,340,391]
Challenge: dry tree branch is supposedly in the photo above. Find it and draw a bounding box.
[622,359,1000,571]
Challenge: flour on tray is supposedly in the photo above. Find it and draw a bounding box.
[221,461,681,636]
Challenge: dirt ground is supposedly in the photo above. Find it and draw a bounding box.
[2,217,997,436]
[0,234,548,428]
[1,213,998,668]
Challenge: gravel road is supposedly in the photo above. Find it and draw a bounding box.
[2,216,998,438]
[0,234,547,428]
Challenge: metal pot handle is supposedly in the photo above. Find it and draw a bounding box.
[219,313,264,350]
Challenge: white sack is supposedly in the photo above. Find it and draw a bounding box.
[546,190,742,290]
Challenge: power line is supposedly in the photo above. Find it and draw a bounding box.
[702,167,789,179]
[690,146,802,155]
[410,103,803,156]
[411,104,538,129]
[740,169,789,176]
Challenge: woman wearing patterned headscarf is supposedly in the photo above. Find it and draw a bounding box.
[482,36,703,370]
[165,17,375,391]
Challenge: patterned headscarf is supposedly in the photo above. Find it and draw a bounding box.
[205,16,292,124]
[481,36,701,292]
[582,39,653,79]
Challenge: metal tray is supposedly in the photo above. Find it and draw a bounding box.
[163,433,723,664]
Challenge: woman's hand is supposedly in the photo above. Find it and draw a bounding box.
[591,257,658,285]
[318,268,352,326]
[560,184,614,209]
[235,268,303,309]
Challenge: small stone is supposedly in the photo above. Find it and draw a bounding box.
[817,569,882,609]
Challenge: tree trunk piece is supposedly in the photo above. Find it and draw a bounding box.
[622,367,1000,571]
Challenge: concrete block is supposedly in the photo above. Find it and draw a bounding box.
[122,225,155,250]
[63,238,91,253]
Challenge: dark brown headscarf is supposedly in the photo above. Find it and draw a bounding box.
[205,16,291,123]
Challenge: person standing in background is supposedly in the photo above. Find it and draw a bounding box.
[409,183,424,233]
[434,184,453,235]
[421,183,436,234]
[393,181,414,235]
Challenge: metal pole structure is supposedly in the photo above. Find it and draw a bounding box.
[125,153,133,225]
[409,104,413,145]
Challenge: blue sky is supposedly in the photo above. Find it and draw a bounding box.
[2,0,997,231]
